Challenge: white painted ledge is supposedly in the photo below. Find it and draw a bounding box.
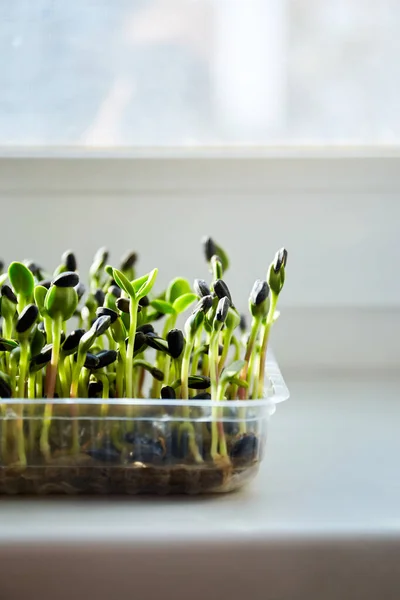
[0,154,399,193]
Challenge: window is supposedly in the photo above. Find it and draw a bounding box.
[1,0,398,147]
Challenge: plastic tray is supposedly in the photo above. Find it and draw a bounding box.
[0,353,289,495]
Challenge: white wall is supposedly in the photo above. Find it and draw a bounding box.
[0,156,399,369]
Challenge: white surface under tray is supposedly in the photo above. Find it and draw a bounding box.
[0,371,399,600]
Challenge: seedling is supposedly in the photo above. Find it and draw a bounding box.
[0,240,287,493]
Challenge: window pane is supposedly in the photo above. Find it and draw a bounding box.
[1,0,398,146]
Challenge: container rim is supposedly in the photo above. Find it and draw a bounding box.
[0,350,289,409]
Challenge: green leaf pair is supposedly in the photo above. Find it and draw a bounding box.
[113,268,158,302]
[150,277,198,317]
[8,262,34,308]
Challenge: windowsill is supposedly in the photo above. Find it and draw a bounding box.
[0,370,399,599]
[0,145,400,159]
[0,152,399,195]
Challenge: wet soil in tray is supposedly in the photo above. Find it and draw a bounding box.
[0,455,259,495]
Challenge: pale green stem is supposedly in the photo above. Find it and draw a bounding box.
[17,295,27,316]
[97,372,109,417]
[180,339,194,407]
[106,330,116,351]
[232,335,241,361]
[202,353,209,377]
[178,422,203,463]
[150,314,176,398]
[3,317,13,372]
[238,316,261,400]
[218,327,234,376]
[228,336,241,400]
[209,331,221,460]
[172,355,183,385]
[251,351,261,400]
[188,328,203,397]
[257,293,278,399]
[125,299,138,398]
[36,371,43,399]
[17,339,29,399]
[3,316,13,341]
[9,353,18,396]
[15,338,29,466]
[44,315,53,344]
[211,352,230,460]
[247,348,257,398]
[115,343,126,398]
[209,332,219,401]
[216,383,228,457]
[58,358,69,398]
[69,339,87,454]
[78,369,90,398]
[28,372,36,454]
[41,315,62,460]
[65,355,72,387]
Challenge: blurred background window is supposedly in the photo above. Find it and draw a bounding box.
[0,0,398,147]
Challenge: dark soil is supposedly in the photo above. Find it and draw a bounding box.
[0,455,259,495]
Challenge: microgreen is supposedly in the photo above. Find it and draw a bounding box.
[8,261,35,313]
[0,239,287,470]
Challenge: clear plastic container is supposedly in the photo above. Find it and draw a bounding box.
[0,353,288,495]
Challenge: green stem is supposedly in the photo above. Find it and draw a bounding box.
[228,336,241,401]
[172,356,182,385]
[162,354,172,392]
[216,383,228,457]
[218,327,234,376]
[202,353,209,378]
[78,369,89,398]
[3,316,13,341]
[69,356,82,454]
[209,332,219,401]
[9,353,18,396]
[180,340,193,407]
[44,315,53,344]
[3,317,13,372]
[178,422,203,463]
[151,314,176,398]
[211,355,230,461]
[125,299,138,398]
[189,329,203,397]
[58,357,69,398]
[15,338,29,466]
[28,372,36,454]
[45,316,62,399]
[17,339,29,399]
[251,351,260,399]
[247,347,257,398]
[238,316,261,400]
[17,295,27,316]
[36,371,43,399]
[65,355,72,387]
[96,373,109,417]
[41,315,62,460]
[115,343,126,398]
[70,352,84,399]
[106,330,116,351]
[209,331,220,459]
[257,293,278,399]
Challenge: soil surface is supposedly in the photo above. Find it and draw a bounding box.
[0,455,259,495]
